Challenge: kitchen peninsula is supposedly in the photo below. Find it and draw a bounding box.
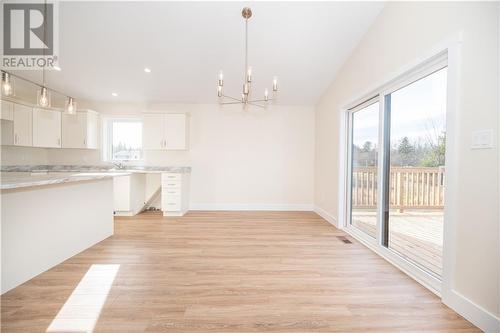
[1,165,191,293]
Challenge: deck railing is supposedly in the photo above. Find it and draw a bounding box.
[351,166,445,210]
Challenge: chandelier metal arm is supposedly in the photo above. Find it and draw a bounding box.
[221,94,241,102]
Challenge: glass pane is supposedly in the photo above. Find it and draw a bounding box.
[112,121,143,160]
[350,102,379,238]
[388,68,447,277]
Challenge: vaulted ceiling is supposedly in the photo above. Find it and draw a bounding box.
[8,1,385,105]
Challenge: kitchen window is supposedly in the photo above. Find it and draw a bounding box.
[104,118,143,161]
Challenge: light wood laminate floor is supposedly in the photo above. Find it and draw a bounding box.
[1,211,478,332]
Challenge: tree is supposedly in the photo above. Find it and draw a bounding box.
[362,141,373,153]
[421,132,446,167]
[398,137,414,166]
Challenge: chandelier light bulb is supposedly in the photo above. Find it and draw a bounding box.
[2,72,13,96]
[218,71,224,86]
[273,77,278,92]
[217,85,223,97]
[243,83,249,95]
[264,89,269,101]
[246,66,252,83]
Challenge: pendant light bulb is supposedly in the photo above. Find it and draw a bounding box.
[1,72,14,96]
[272,76,278,92]
[37,87,51,107]
[264,89,269,101]
[66,97,76,114]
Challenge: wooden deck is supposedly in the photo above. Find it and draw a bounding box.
[352,210,443,276]
[1,211,475,332]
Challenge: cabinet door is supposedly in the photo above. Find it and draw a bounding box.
[13,103,32,146]
[143,114,164,150]
[85,112,99,149]
[164,114,186,150]
[113,175,130,211]
[1,100,14,121]
[33,108,61,148]
[62,112,86,148]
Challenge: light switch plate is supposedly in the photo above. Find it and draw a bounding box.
[471,129,494,149]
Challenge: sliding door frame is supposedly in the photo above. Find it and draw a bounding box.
[339,37,462,297]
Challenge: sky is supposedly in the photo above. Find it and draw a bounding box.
[352,67,447,147]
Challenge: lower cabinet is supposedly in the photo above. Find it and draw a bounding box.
[161,173,189,216]
[113,174,146,216]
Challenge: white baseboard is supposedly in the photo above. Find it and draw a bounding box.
[189,203,314,211]
[313,205,338,227]
[443,289,500,333]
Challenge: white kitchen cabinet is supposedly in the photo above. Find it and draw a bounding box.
[161,172,189,216]
[62,110,99,149]
[143,113,188,150]
[33,108,61,148]
[1,100,14,121]
[13,103,32,146]
[142,114,164,150]
[113,173,146,216]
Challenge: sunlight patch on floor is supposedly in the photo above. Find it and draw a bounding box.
[46,264,120,333]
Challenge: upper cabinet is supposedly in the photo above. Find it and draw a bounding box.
[33,108,61,148]
[1,100,32,146]
[143,113,188,150]
[1,100,14,121]
[13,103,33,147]
[62,110,99,149]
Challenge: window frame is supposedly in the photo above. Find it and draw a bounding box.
[102,117,144,162]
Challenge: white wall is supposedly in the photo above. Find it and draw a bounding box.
[314,0,499,326]
[41,102,315,210]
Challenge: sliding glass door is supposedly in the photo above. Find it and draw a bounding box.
[349,101,379,239]
[386,68,447,277]
[346,58,447,279]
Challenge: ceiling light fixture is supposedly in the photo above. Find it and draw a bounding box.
[65,97,76,115]
[1,71,14,96]
[144,68,151,73]
[53,65,61,71]
[217,7,278,109]
[111,92,118,97]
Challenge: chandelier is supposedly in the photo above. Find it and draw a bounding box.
[217,7,278,108]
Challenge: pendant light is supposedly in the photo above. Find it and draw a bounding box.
[37,0,51,107]
[1,71,14,96]
[65,97,76,114]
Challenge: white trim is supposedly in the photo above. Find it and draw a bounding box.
[313,206,338,227]
[189,203,314,211]
[444,290,500,333]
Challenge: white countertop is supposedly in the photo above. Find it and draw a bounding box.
[0,172,130,190]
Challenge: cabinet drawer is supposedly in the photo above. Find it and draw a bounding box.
[162,173,181,181]
[162,180,181,188]
[163,188,181,196]
[162,195,181,211]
